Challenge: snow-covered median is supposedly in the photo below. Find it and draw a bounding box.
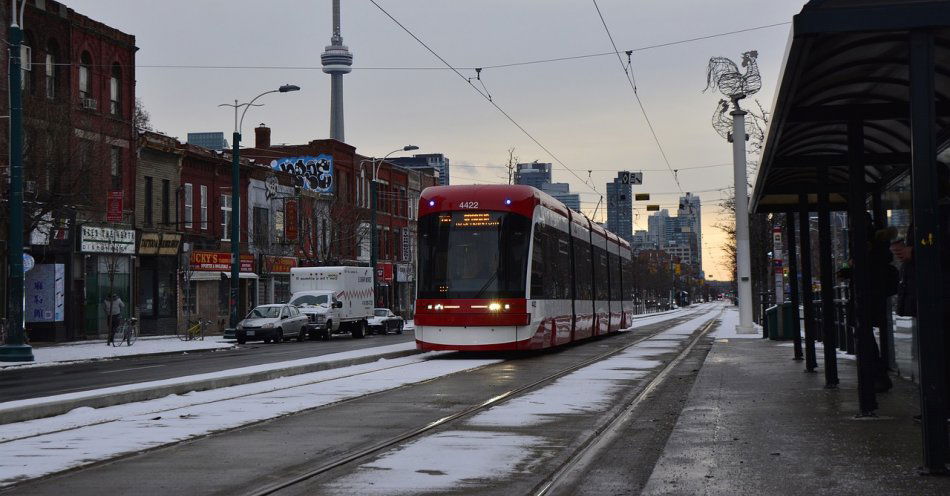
[0,352,499,488]
[0,336,236,369]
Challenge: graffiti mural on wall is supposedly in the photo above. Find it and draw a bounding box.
[271,155,334,193]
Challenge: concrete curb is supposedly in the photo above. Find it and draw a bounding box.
[0,347,423,425]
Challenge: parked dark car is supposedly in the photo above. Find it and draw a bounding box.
[368,308,404,335]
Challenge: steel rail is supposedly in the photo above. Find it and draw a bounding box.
[244,306,721,496]
[532,313,721,496]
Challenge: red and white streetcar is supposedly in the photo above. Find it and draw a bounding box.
[414,185,635,351]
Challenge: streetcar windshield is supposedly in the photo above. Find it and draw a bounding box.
[418,211,530,299]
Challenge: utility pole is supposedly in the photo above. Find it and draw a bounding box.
[731,98,755,333]
[1,1,34,362]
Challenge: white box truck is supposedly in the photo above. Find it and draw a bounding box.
[289,266,374,339]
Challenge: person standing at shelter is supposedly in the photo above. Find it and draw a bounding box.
[104,293,125,346]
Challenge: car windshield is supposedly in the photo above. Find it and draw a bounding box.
[291,294,329,306]
[247,306,281,319]
[374,309,388,317]
[418,211,531,299]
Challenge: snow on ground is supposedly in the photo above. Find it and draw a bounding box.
[0,353,499,487]
[712,306,763,339]
[326,431,546,496]
[329,305,724,493]
[0,336,236,369]
[1,342,419,412]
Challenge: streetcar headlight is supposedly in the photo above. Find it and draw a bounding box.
[488,302,502,312]
[504,304,510,310]
[434,304,444,311]
[427,304,433,310]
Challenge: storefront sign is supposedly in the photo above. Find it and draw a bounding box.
[80,225,136,254]
[158,233,182,255]
[139,233,161,255]
[190,250,254,272]
[26,264,65,322]
[263,255,298,274]
[396,264,413,283]
[285,200,299,241]
[402,230,411,262]
[376,262,394,283]
[107,191,124,223]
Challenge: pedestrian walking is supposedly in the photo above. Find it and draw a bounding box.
[104,293,125,345]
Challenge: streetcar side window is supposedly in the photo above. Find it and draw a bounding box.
[610,249,622,301]
[531,223,548,298]
[573,232,593,300]
[593,242,609,301]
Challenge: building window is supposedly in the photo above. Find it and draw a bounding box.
[253,207,269,247]
[110,63,121,116]
[222,194,233,241]
[110,147,122,190]
[183,183,193,229]
[144,176,153,227]
[161,179,170,225]
[20,43,31,93]
[79,51,92,100]
[200,185,208,230]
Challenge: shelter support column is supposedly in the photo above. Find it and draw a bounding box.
[817,167,839,387]
[909,30,947,474]
[871,189,896,370]
[847,121,878,415]
[799,194,818,372]
[786,210,803,360]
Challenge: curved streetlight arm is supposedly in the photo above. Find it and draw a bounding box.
[238,89,279,135]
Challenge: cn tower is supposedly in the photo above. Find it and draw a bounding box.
[321,0,353,142]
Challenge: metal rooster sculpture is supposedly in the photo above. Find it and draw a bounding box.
[704,50,762,100]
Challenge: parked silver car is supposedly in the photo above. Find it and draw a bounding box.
[235,304,309,344]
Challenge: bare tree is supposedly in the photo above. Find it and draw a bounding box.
[133,98,152,133]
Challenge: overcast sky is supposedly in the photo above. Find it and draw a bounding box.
[68,0,808,279]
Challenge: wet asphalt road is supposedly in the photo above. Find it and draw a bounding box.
[0,332,417,402]
[3,307,718,496]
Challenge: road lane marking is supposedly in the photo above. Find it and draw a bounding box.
[98,365,166,374]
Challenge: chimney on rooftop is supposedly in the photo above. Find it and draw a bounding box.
[255,123,271,149]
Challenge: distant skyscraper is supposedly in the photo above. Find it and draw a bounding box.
[187,132,228,151]
[678,193,702,275]
[606,172,633,242]
[541,183,580,211]
[322,0,353,142]
[390,154,451,185]
[514,162,552,189]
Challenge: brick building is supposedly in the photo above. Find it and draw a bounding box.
[242,125,437,316]
[0,1,137,341]
[135,132,182,335]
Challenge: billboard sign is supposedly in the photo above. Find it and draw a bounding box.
[271,155,334,193]
[106,191,124,222]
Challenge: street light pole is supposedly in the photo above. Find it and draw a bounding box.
[1,1,34,362]
[363,145,418,308]
[219,84,299,334]
[731,97,755,333]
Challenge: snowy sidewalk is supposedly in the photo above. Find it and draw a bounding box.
[640,312,950,496]
[0,336,235,370]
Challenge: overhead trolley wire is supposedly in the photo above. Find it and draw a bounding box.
[591,0,682,194]
[368,0,601,196]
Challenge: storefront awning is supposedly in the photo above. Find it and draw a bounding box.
[221,272,259,279]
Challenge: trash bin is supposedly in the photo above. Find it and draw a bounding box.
[765,305,779,340]
[779,302,798,340]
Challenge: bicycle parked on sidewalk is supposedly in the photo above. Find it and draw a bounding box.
[178,319,209,341]
[111,317,138,347]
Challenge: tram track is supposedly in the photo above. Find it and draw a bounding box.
[244,306,721,496]
[532,313,720,496]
